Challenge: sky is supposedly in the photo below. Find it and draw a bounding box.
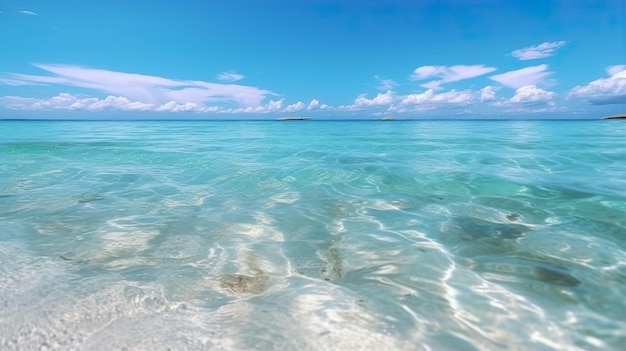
[0,0,624,119]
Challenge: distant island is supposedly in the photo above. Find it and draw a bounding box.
[601,114,626,120]
[277,117,310,121]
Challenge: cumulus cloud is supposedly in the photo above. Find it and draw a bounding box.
[401,89,474,105]
[509,41,567,60]
[490,64,553,89]
[486,85,558,114]
[19,10,38,15]
[342,90,394,110]
[508,85,555,104]
[306,99,329,110]
[0,93,231,113]
[1,92,317,114]
[217,71,244,82]
[410,65,496,90]
[225,99,285,114]
[1,93,154,111]
[1,64,274,109]
[307,99,320,110]
[569,66,626,105]
[284,101,305,112]
[479,86,497,102]
[358,90,394,105]
[156,101,219,112]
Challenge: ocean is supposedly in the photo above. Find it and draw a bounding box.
[1,119,625,350]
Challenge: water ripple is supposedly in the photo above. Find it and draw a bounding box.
[1,120,625,350]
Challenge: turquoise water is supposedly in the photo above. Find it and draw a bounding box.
[1,120,625,350]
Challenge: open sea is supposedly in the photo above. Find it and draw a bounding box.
[0,119,625,351]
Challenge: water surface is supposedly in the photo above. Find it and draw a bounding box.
[1,120,625,350]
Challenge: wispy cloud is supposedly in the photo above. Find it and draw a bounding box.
[606,65,626,76]
[1,64,273,108]
[569,65,626,105]
[217,71,245,82]
[490,64,553,89]
[509,41,567,60]
[410,65,497,90]
[374,75,397,91]
[19,10,38,16]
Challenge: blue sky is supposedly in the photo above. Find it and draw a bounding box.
[1,0,624,119]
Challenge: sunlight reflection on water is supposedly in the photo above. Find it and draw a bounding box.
[1,120,625,350]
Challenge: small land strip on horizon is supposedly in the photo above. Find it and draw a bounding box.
[277,117,310,120]
[601,114,626,120]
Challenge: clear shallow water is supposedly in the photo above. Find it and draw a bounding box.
[0,119,625,350]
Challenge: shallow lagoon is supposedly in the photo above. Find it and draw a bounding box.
[1,120,625,350]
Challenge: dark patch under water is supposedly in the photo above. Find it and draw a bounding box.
[535,265,581,286]
[220,271,269,295]
[76,194,105,203]
[466,257,581,287]
[454,216,533,240]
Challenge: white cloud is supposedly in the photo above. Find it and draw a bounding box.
[510,41,567,60]
[509,85,555,104]
[0,93,224,113]
[401,89,474,105]
[307,99,320,110]
[569,66,626,105]
[374,75,397,91]
[344,90,394,110]
[1,93,155,111]
[284,101,305,112]
[486,85,559,114]
[227,99,284,114]
[88,96,155,111]
[489,85,555,112]
[607,65,626,76]
[0,77,44,86]
[410,65,496,90]
[19,10,38,16]
[1,64,273,108]
[217,71,244,82]
[360,90,393,105]
[490,64,552,89]
[1,90,328,115]
[156,101,213,112]
[411,66,436,80]
[0,93,295,114]
[306,99,329,110]
[479,86,497,102]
